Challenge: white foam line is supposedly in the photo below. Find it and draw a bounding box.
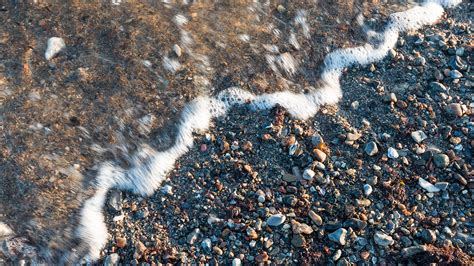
[75,0,460,262]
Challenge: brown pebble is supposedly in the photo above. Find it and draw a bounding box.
[361,251,370,260]
[243,164,252,173]
[312,148,327,162]
[116,237,127,248]
[397,100,408,109]
[255,251,269,262]
[213,246,224,256]
[242,141,253,151]
[262,133,272,141]
[284,135,296,146]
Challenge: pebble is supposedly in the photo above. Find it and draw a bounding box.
[104,253,120,266]
[312,149,327,162]
[346,132,362,141]
[187,228,201,245]
[332,249,342,261]
[449,69,463,78]
[387,147,399,159]
[364,141,378,156]
[291,220,314,235]
[291,234,306,247]
[410,130,427,143]
[302,168,315,180]
[45,37,66,60]
[201,238,212,251]
[282,173,297,183]
[413,56,426,66]
[213,246,223,256]
[363,184,373,196]
[383,93,397,103]
[430,81,447,91]
[255,252,269,263]
[421,229,436,244]
[0,222,13,240]
[161,185,173,195]
[446,103,463,117]
[267,214,286,227]
[116,237,127,248]
[308,210,323,226]
[435,182,449,191]
[173,44,182,57]
[232,258,242,266]
[401,245,428,258]
[328,228,347,245]
[433,153,450,168]
[418,178,440,193]
[374,231,394,246]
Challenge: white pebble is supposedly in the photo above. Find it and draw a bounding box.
[363,184,373,196]
[45,37,65,60]
[303,168,315,180]
[387,147,399,159]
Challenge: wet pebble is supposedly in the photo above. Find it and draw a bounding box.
[328,228,347,245]
[267,214,286,227]
[374,231,394,247]
[364,141,378,156]
[433,153,450,168]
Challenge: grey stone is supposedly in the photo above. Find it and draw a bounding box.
[430,81,447,91]
[421,229,436,244]
[411,130,427,143]
[433,154,450,168]
[328,228,347,245]
[374,231,394,246]
[364,141,378,156]
[418,178,440,193]
[401,245,428,258]
[104,253,120,266]
[107,190,122,212]
[0,222,14,240]
[267,214,286,227]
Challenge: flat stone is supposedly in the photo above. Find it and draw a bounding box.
[346,132,362,141]
[267,214,286,227]
[374,231,394,246]
[328,228,347,245]
[411,130,427,143]
[418,178,440,193]
[282,173,297,183]
[401,245,428,258]
[364,141,378,156]
[291,234,306,247]
[435,182,449,191]
[343,218,367,231]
